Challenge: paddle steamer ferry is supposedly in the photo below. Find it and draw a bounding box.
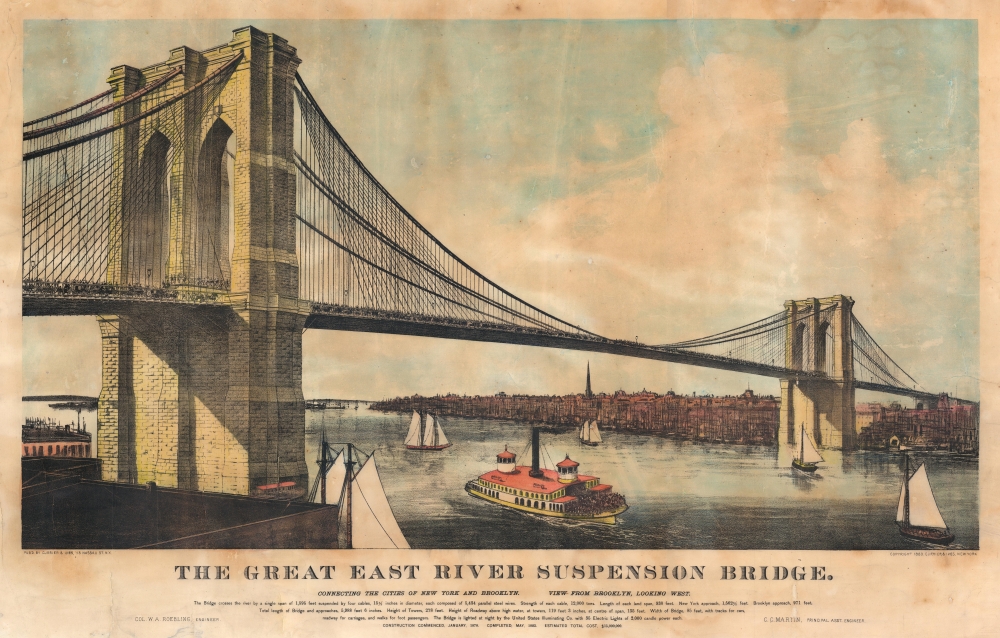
[465,427,627,524]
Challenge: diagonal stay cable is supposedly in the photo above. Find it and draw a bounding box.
[23,54,241,161]
[297,157,561,330]
[297,215,541,330]
[295,75,598,339]
[660,319,790,349]
[852,317,924,390]
[24,68,183,141]
[298,99,491,321]
[853,318,920,387]
[295,154,567,334]
[661,310,791,348]
[24,88,115,128]
[853,345,906,388]
[662,305,836,349]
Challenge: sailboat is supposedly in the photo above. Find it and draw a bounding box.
[579,420,602,447]
[896,454,954,546]
[404,411,452,450]
[309,428,347,505]
[311,435,411,549]
[791,424,823,473]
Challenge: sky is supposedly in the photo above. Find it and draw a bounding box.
[21,20,980,402]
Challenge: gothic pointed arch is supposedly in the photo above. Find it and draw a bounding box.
[195,117,234,288]
[792,322,807,371]
[128,131,172,287]
[816,320,831,374]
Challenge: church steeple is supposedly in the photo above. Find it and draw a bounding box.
[586,361,593,398]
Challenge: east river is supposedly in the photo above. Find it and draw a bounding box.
[305,406,978,550]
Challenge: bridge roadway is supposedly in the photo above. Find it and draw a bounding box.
[24,287,964,404]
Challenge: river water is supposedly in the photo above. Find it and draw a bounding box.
[307,406,978,550]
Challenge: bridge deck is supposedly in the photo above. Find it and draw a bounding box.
[23,292,963,403]
[304,310,825,381]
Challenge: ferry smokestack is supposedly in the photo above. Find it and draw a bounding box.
[529,427,543,477]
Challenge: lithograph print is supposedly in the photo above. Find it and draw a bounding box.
[3,5,997,637]
[20,19,979,551]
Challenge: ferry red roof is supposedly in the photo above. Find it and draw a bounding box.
[479,466,596,494]
[552,495,577,503]
[556,455,579,468]
[590,484,612,492]
[497,447,516,460]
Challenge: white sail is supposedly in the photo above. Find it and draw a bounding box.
[579,421,588,440]
[317,450,346,504]
[341,454,411,549]
[434,420,449,446]
[404,411,422,446]
[590,421,603,443]
[800,430,823,463]
[895,477,905,523]
[422,414,437,447]
[896,464,948,529]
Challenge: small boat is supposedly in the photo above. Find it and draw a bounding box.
[896,454,954,546]
[311,434,410,549]
[466,426,627,524]
[404,411,452,450]
[792,424,823,473]
[305,399,348,410]
[253,481,307,500]
[579,420,602,447]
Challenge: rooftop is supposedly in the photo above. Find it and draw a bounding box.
[479,466,596,494]
[22,426,91,443]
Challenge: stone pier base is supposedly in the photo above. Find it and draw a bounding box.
[97,305,307,495]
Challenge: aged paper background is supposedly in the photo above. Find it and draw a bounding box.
[1,1,997,636]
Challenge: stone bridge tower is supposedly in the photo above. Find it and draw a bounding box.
[96,27,308,495]
[778,295,856,451]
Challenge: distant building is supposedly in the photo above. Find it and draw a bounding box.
[856,394,978,454]
[22,417,91,458]
[372,386,780,445]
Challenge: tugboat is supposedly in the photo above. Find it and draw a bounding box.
[404,411,452,450]
[791,424,823,473]
[896,453,954,546]
[465,426,627,524]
